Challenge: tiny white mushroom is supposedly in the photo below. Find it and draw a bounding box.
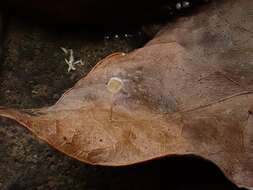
[104,35,110,40]
[69,49,74,63]
[65,58,76,72]
[74,60,85,66]
[60,47,85,72]
[183,1,190,8]
[60,47,68,54]
[176,3,182,10]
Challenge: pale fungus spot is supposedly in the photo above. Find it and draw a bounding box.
[107,77,123,94]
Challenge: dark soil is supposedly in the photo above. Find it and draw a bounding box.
[0,4,247,190]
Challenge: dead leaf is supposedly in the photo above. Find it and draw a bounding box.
[1,0,253,189]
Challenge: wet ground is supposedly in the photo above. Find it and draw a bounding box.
[0,3,249,190]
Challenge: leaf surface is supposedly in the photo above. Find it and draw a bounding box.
[1,0,253,188]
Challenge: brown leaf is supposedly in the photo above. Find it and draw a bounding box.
[1,0,253,188]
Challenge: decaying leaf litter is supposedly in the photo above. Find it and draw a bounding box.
[0,0,253,189]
